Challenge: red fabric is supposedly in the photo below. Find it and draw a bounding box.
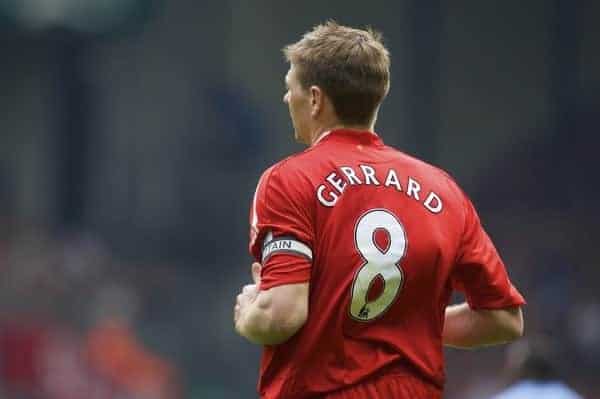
[248,129,525,399]
[260,253,311,290]
[249,160,314,267]
[0,323,47,391]
[324,370,443,399]
[451,197,525,309]
[86,320,179,399]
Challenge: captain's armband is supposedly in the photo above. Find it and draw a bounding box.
[262,232,313,262]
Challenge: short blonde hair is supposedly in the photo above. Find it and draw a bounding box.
[283,21,390,125]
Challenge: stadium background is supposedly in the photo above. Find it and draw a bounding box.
[0,0,598,398]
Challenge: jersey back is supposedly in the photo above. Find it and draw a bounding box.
[249,130,524,399]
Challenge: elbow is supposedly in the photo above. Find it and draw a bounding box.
[240,283,310,346]
[514,308,525,339]
[245,294,308,346]
[262,283,309,345]
[503,306,524,342]
[287,305,309,334]
[268,304,308,345]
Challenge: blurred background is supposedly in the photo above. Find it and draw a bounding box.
[0,0,598,398]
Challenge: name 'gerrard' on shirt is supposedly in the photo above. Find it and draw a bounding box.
[316,164,443,214]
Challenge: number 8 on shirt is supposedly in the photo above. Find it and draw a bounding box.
[350,209,407,322]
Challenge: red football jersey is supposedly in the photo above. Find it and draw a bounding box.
[249,129,524,399]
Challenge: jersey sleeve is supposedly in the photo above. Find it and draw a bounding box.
[451,195,525,310]
[249,163,314,290]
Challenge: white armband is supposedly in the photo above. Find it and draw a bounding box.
[262,232,313,262]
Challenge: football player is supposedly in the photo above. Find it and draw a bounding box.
[234,21,525,399]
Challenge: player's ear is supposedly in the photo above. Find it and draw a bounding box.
[310,85,323,118]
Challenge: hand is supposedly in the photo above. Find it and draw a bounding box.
[234,263,262,330]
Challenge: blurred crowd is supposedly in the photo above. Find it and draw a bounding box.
[1,117,598,398]
[0,1,598,398]
[445,89,600,398]
[0,220,182,399]
[0,93,598,399]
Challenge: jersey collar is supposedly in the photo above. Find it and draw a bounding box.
[312,129,383,147]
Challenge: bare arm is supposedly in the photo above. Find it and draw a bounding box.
[234,263,309,345]
[443,303,524,349]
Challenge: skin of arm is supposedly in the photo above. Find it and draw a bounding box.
[234,263,309,345]
[443,303,524,349]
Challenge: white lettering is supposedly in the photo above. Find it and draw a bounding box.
[317,185,339,207]
[340,166,362,185]
[424,192,443,213]
[276,241,292,250]
[315,166,444,215]
[262,237,313,261]
[326,172,347,194]
[360,165,380,185]
[384,169,402,191]
[407,178,421,200]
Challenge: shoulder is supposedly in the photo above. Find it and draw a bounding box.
[389,145,469,206]
[490,381,583,399]
[254,151,316,207]
[489,382,537,399]
[393,146,464,191]
[257,150,317,188]
[545,382,584,399]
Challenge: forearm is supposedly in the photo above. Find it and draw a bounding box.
[443,303,523,349]
[236,293,298,345]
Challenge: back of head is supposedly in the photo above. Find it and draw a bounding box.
[505,335,561,381]
[283,21,391,126]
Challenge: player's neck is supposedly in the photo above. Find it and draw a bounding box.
[310,122,375,146]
